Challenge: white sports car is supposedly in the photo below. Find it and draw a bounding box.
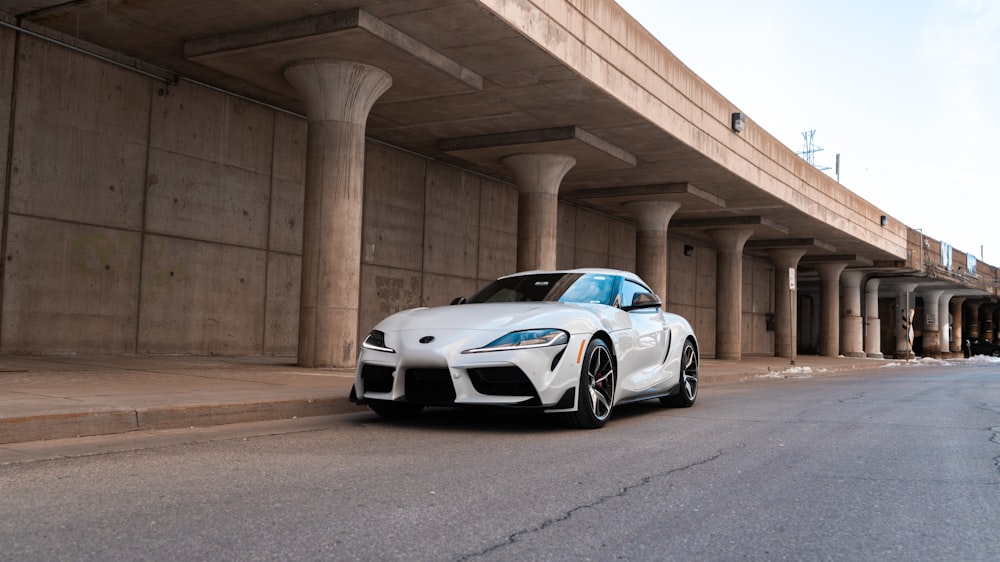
[350,268,699,428]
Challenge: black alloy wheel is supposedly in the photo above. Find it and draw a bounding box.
[662,340,698,408]
[562,338,616,429]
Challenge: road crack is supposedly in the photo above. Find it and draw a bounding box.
[990,426,1000,474]
[457,447,733,561]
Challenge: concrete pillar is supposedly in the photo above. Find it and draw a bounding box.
[967,301,981,339]
[950,297,966,354]
[864,277,883,358]
[938,292,954,356]
[984,305,997,343]
[625,201,681,302]
[767,249,806,358]
[815,263,847,357]
[840,271,865,358]
[284,59,392,368]
[502,153,576,272]
[919,290,943,357]
[895,283,918,359]
[707,229,754,360]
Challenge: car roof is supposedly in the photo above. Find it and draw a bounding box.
[499,268,645,285]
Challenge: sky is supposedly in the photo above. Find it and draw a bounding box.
[616,0,1000,265]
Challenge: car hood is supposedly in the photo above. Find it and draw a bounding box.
[373,302,618,335]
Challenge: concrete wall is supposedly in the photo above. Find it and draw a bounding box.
[0,32,776,360]
[0,35,295,355]
[667,238,716,358]
[3,33,150,353]
[0,25,14,330]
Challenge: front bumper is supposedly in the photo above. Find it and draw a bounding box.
[353,333,589,412]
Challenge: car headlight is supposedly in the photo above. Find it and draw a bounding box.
[362,330,395,353]
[463,329,569,354]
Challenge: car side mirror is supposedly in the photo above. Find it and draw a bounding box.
[623,292,661,312]
[450,296,467,305]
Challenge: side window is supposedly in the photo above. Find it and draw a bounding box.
[558,274,616,305]
[621,279,653,309]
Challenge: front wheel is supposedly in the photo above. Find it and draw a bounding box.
[661,340,698,408]
[561,338,616,429]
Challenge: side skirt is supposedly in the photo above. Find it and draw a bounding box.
[614,382,681,407]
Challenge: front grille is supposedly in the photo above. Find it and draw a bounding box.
[468,366,538,398]
[404,368,456,404]
[360,364,394,393]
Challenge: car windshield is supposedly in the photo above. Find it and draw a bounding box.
[467,273,618,305]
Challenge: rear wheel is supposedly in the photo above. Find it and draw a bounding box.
[661,340,698,408]
[562,338,615,429]
[369,400,424,419]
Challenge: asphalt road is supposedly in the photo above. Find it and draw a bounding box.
[3,364,1000,561]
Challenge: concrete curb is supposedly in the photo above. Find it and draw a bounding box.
[0,397,363,445]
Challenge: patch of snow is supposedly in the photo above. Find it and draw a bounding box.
[963,354,1000,364]
[880,355,1000,368]
[756,365,814,379]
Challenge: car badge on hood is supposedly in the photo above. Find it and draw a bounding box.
[419,336,435,344]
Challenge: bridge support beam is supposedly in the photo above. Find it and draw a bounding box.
[864,278,883,358]
[768,249,806,358]
[284,59,392,368]
[840,271,865,358]
[503,153,576,272]
[708,229,753,360]
[626,201,681,303]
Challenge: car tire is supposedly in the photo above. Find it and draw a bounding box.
[661,339,698,408]
[992,349,1000,357]
[369,400,424,419]
[561,338,616,429]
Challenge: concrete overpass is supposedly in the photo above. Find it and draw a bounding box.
[0,0,995,365]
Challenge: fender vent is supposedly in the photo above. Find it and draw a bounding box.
[468,366,538,398]
[360,364,394,393]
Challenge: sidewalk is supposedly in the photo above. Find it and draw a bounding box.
[0,353,898,445]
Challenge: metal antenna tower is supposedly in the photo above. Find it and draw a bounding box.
[797,130,831,171]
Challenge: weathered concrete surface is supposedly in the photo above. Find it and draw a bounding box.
[746,258,775,355]
[424,164,480,279]
[2,216,142,353]
[667,237,714,356]
[504,153,575,271]
[269,113,307,255]
[0,26,14,251]
[362,141,427,272]
[476,179,518,280]
[607,217,637,272]
[840,270,866,358]
[2,34,149,353]
[769,249,806,357]
[9,36,150,230]
[285,60,391,368]
[814,262,847,357]
[137,235,267,355]
[627,200,680,303]
[709,229,754,360]
[263,252,301,356]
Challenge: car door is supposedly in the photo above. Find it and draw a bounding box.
[617,279,670,395]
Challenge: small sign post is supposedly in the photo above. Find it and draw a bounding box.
[789,268,796,365]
